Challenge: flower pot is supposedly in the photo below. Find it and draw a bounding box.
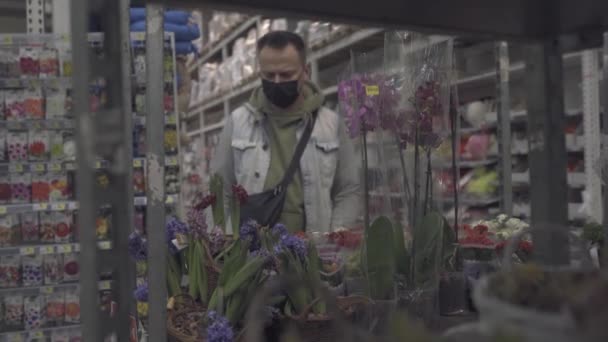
[463,259,498,312]
[439,272,467,315]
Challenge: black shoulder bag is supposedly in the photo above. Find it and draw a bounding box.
[239,112,317,227]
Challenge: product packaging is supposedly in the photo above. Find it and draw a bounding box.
[21,212,40,243]
[0,175,11,203]
[164,127,178,154]
[43,253,63,285]
[51,330,70,342]
[0,214,16,247]
[7,131,28,161]
[0,48,10,77]
[59,47,72,77]
[5,90,26,122]
[64,288,80,323]
[46,291,66,327]
[166,166,179,194]
[24,295,45,329]
[2,47,21,78]
[0,91,5,120]
[10,173,31,203]
[40,212,55,243]
[19,47,40,77]
[46,87,67,118]
[134,88,145,113]
[48,172,69,202]
[50,132,64,160]
[28,129,49,161]
[134,208,145,234]
[32,172,50,202]
[69,330,82,342]
[96,208,111,240]
[39,47,59,78]
[0,255,21,288]
[62,253,79,282]
[0,128,8,161]
[4,294,24,330]
[24,88,45,119]
[53,211,72,243]
[133,167,145,196]
[22,254,43,287]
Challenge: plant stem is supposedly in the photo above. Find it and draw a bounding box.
[423,148,432,214]
[410,124,420,287]
[362,130,370,230]
[395,136,413,226]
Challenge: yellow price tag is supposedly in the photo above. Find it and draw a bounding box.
[32,121,43,129]
[11,164,24,173]
[166,115,177,125]
[98,241,111,250]
[95,161,102,169]
[49,163,62,172]
[99,281,111,290]
[20,247,35,255]
[30,331,44,339]
[133,159,143,168]
[133,32,145,40]
[40,246,55,254]
[166,196,175,204]
[58,244,73,253]
[7,333,24,342]
[53,203,67,211]
[365,85,379,96]
[34,203,49,211]
[166,157,178,166]
[41,286,54,294]
[0,206,6,215]
[33,163,45,172]
[3,36,13,45]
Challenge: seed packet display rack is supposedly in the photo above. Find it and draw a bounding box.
[0,32,180,341]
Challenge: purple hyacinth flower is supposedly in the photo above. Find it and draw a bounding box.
[166,216,188,254]
[128,231,148,261]
[133,282,149,302]
[205,311,234,342]
[239,219,261,252]
[279,234,307,260]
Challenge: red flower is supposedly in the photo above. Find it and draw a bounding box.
[232,184,248,205]
[194,193,216,210]
[519,240,533,253]
[459,224,495,247]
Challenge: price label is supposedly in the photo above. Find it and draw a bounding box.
[134,197,146,206]
[10,164,24,173]
[0,206,6,215]
[49,163,62,172]
[40,286,54,294]
[166,115,177,125]
[33,163,45,172]
[65,162,76,171]
[3,36,13,45]
[40,246,55,254]
[53,203,67,211]
[74,244,81,252]
[30,331,44,339]
[98,241,111,250]
[166,196,175,204]
[31,121,43,129]
[133,159,143,168]
[58,244,73,253]
[20,247,35,255]
[95,161,102,169]
[6,332,24,342]
[68,202,78,210]
[34,203,49,211]
[365,85,379,96]
[99,281,111,290]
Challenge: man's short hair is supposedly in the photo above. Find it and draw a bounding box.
[256,30,307,63]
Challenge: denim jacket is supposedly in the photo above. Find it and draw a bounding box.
[211,103,361,232]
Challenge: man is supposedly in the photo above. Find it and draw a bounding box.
[212,30,360,232]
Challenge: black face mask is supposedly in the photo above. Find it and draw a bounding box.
[262,78,299,108]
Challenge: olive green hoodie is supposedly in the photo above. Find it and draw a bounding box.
[248,81,325,232]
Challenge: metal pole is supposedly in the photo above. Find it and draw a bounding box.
[581,50,602,223]
[26,0,45,33]
[601,34,608,244]
[524,39,570,266]
[145,4,168,340]
[51,0,71,34]
[495,41,513,215]
[70,0,101,340]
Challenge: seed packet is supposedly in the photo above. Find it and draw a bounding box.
[133,167,145,196]
[46,291,65,326]
[62,253,79,282]
[64,288,80,323]
[134,208,145,234]
[21,212,39,243]
[0,48,10,77]
[50,132,64,160]
[69,330,82,342]
[164,92,174,113]
[24,88,44,119]
[10,173,31,203]
[5,48,20,78]
[164,127,178,154]
[5,90,26,122]
[46,87,67,118]
[96,208,111,240]
[7,131,27,161]
[0,255,21,287]
[24,295,45,329]
[22,254,43,287]
[7,213,21,245]
[134,88,145,113]
[133,124,145,157]
[4,294,24,330]
[59,46,72,77]
[0,214,16,247]
[43,253,63,285]
[49,172,69,202]
[32,172,50,202]
[40,212,55,243]
[0,128,7,161]
[0,175,10,203]
[166,166,179,194]
[53,211,72,243]
[19,47,40,77]
[39,47,59,78]
[28,129,49,161]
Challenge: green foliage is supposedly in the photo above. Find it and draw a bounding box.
[364,216,396,300]
[583,222,604,245]
[210,174,225,228]
[393,221,410,276]
[412,211,452,288]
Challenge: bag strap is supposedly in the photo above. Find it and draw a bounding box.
[272,110,318,195]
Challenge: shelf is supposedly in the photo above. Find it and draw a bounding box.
[134,194,179,206]
[439,195,500,207]
[132,113,179,126]
[0,77,72,89]
[513,202,586,221]
[512,172,586,188]
[0,279,111,297]
[0,240,112,257]
[0,201,78,214]
[188,16,260,73]
[0,323,81,340]
[0,119,74,130]
[0,156,180,173]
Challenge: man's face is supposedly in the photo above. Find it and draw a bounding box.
[258,44,308,84]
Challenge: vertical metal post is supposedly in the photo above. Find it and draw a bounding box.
[145,4,167,341]
[51,0,71,34]
[581,50,603,223]
[26,0,45,33]
[495,42,513,215]
[601,34,608,240]
[524,39,569,265]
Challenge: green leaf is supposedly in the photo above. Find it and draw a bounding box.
[223,256,266,298]
[413,211,445,288]
[393,221,410,276]
[365,216,396,300]
[230,199,240,239]
[210,174,225,228]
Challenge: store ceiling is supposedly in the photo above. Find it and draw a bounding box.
[140,0,608,42]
